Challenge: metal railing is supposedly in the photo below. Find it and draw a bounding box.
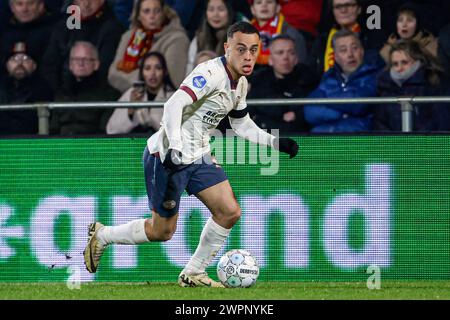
[1,96,450,135]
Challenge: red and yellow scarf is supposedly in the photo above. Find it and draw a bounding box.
[116,28,161,73]
[324,23,361,72]
[251,13,285,65]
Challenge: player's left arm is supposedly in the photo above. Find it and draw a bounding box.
[228,77,299,159]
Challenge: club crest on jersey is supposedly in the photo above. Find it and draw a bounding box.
[193,76,207,89]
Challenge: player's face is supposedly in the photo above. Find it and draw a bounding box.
[206,0,229,30]
[224,32,260,78]
[334,35,364,75]
[397,12,417,39]
[139,0,164,31]
[269,39,298,77]
[390,50,416,74]
[142,55,164,91]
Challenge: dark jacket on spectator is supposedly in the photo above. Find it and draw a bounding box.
[42,2,124,92]
[438,23,450,74]
[1,11,58,68]
[374,67,450,131]
[50,72,120,135]
[304,59,382,132]
[0,74,53,135]
[248,63,319,133]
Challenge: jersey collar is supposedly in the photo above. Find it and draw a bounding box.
[220,56,237,89]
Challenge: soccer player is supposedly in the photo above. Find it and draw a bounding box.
[83,21,299,287]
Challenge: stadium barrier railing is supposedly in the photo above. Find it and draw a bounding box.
[1,96,450,134]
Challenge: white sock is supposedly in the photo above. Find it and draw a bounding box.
[97,219,149,245]
[183,217,231,275]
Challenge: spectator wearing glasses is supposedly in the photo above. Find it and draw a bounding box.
[1,0,58,76]
[42,0,125,92]
[0,42,53,135]
[50,41,120,135]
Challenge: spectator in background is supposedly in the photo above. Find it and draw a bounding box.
[248,35,318,133]
[379,3,439,64]
[108,0,190,93]
[186,0,234,75]
[249,0,307,69]
[1,0,58,75]
[438,23,450,74]
[278,0,324,46]
[307,0,381,79]
[111,0,134,28]
[50,41,120,135]
[304,30,382,132]
[107,52,175,134]
[194,50,218,67]
[42,0,124,92]
[0,42,53,135]
[374,40,450,132]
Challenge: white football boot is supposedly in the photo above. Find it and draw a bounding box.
[178,271,225,288]
[83,222,107,273]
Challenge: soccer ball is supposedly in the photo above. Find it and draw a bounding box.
[217,249,259,288]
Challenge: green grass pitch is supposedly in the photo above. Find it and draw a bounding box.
[1,281,449,300]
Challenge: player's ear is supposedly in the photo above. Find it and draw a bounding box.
[224,42,230,57]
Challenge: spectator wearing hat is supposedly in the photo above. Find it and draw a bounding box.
[0,0,58,76]
[0,42,53,135]
[50,41,120,135]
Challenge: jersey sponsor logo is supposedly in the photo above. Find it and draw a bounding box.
[202,110,226,126]
[193,76,207,89]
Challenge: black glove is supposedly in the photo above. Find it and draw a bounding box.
[274,138,299,159]
[162,149,184,173]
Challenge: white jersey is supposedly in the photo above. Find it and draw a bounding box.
[147,56,244,164]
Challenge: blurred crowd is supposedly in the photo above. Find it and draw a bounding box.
[0,0,450,135]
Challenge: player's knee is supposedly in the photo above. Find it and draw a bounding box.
[224,205,241,226]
